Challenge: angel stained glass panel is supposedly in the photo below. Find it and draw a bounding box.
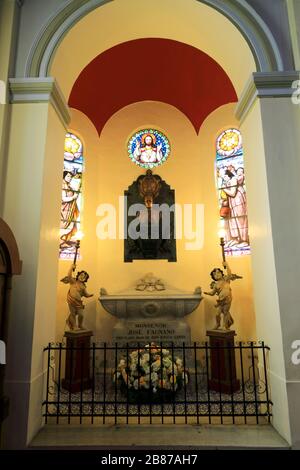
[59,133,84,259]
[216,129,250,257]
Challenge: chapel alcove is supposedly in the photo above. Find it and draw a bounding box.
[55,100,257,345]
[48,0,258,344]
[2,0,296,450]
[43,0,260,438]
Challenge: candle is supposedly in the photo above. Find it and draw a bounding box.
[218,228,226,264]
[73,230,84,270]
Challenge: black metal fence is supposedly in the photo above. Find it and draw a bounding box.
[43,341,272,425]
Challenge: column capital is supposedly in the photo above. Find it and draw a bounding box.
[235,71,300,124]
[9,77,71,128]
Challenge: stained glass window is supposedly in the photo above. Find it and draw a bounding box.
[128,129,170,169]
[215,129,250,256]
[59,133,83,259]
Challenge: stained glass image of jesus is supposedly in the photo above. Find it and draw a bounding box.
[133,133,163,164]
[128,129,170,169]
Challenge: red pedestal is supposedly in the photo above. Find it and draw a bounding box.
[207,329,240,393]
[62,330,93,393]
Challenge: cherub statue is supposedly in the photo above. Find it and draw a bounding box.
[204,261,242,330]
[61,263,94,330]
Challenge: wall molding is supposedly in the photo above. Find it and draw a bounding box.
[202,0,283,71]
[235,71,300,123]
[9,77,71,128]
[25,0,284,77]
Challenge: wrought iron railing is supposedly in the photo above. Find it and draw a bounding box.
[43,341,272,425]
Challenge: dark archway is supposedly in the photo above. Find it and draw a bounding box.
[0,219,22,447]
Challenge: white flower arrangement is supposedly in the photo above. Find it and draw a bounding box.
[113,343,189,398]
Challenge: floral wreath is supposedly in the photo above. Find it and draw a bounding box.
[113,343,189,395]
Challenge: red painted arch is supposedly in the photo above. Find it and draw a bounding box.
[69,38,237,135]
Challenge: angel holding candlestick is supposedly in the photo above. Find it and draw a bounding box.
[204,261,242,330]
[61,263,93,330]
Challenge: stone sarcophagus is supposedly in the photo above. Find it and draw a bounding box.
[99,273,203,346]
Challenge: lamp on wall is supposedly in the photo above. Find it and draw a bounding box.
[73,230,84,270]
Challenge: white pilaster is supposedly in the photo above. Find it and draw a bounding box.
[236,71,300,448]
[236,71,300,124]
[9,77,70,128]
[2,77,69,448]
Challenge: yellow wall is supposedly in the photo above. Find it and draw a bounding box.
[56,102,256,343]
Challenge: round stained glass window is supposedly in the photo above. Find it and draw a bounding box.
[127,129,170,169]
[217,129,242,157]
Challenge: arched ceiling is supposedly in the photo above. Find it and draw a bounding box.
[51,0,256,100]
[69,38,237,136]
